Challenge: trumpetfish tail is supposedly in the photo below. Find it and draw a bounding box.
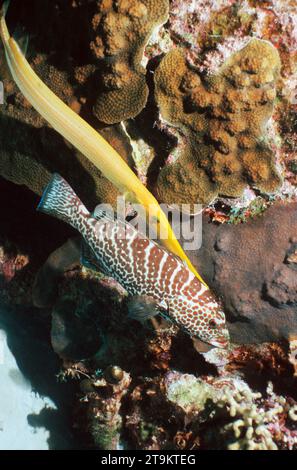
[0,2,208,287]
[0,1,10,42]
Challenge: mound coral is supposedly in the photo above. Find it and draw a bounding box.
[0,3,134,210]
[186,201,297,343]
[154,39,282,206]
[0,58,133,209]
[90,0,169,124]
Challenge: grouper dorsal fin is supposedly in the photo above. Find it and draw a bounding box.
[92,206,118,223]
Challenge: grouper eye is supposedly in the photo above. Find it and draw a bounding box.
[209,320,217,329]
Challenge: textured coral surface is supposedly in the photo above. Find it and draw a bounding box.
[186,201,297,343]
[154,39,282,206]
[91,0,169,124]
[0,8,136,208]
[0,91,133,209]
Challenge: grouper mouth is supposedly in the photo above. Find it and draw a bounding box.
[208,337,230,349]
[192,337,229,352]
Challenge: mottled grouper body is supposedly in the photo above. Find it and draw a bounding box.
[38,174,230,348]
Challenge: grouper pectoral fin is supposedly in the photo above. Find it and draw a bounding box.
[127,295,168,322]
[80,239,108,275]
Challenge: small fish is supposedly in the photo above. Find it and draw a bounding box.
[38,174,230,349]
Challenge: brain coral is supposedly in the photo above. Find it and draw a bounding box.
[90,0,169,124]
[154,39,282,206]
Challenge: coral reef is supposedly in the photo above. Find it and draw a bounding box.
[0,244,28,284]
[154,39,282,206]
[226,343,294,383]
[0,63,133,208]
[32,237,81,309]
[165,372,297,450]
[1,0,295,215]
[2,182,297,450]
[124,370,297,450]
[51,294,105,361]
[186,201,297,343]
[165,0,297,210]
[168,0,296,79]
[279,102,297,186]
[72,365,131,450]
[0,0,297,452]
[0,1,136,210]
[90,0,169,124]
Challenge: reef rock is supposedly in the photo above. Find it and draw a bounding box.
[186,201,297,343]
[154,39,282,207]
[125,370,297,450]
[77,367,131,450]
[51,297,105,361]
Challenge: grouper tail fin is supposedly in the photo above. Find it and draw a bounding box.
[37,173,90,229]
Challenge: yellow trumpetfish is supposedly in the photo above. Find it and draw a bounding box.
[0,1,207,286]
